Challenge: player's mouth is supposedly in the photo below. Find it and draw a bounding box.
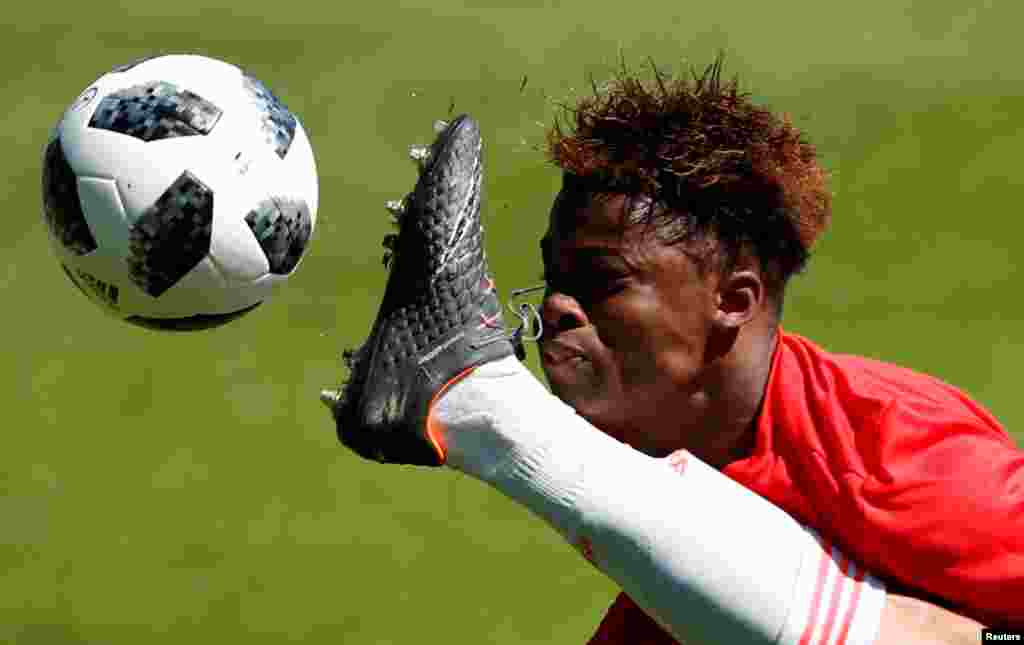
[540,339,588,367]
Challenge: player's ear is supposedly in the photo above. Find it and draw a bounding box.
[713,265,764,329]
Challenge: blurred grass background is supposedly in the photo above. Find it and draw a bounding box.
[3,0,1023,642]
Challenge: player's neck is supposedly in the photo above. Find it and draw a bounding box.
[683,323,778,470]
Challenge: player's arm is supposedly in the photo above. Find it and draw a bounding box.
[435,359,987,644]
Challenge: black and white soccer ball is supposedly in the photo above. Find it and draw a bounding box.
[42,54,318,330]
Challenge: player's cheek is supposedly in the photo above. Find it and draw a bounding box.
[613,299,670,361]
[589,296,649,353]
[615,315,696,393]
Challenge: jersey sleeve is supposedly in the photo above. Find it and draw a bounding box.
[832,397,1024,629]
[587,592,677,645]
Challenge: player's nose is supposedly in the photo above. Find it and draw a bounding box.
[540,292,587,338]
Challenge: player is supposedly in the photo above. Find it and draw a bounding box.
[320,60,1022,643]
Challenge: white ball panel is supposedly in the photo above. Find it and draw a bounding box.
[207,256,281,309]
[56,241,138,318]
[209,182,271,284]
[59,104,147,179]
[122,138,224,224]
[236,156,315,275]
[76,176,129,257]
[129,256,229,318]
[209,96,291,186]
[61,126,203,225]
[284,120,319,226]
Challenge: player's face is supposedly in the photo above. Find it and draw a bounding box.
[538,191,720,452]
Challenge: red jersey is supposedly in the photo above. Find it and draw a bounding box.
[589,330,1024,643]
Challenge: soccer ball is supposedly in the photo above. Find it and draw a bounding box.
[42,54,318,330]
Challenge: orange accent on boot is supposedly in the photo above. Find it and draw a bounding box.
[425,365,480,464]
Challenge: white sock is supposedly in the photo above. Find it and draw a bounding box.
[434,356,886,644]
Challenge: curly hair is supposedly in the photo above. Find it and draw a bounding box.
[546,57,831,295]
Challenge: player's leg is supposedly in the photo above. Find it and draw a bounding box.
[433,355,888,645]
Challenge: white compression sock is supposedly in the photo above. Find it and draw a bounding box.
[433,356,886,645]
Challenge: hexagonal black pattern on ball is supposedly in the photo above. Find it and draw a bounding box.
[128,171,213,297]
[242,73,296,159]
[41,138,98,256]
[89,81,222,142]
[245,197,311,274]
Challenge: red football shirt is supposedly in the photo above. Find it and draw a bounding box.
[588,330,1024,643]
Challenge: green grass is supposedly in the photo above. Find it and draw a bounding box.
[3,1,1024,642]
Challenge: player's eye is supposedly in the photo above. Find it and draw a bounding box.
[541,268,627,305]
[585,273,628,300]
